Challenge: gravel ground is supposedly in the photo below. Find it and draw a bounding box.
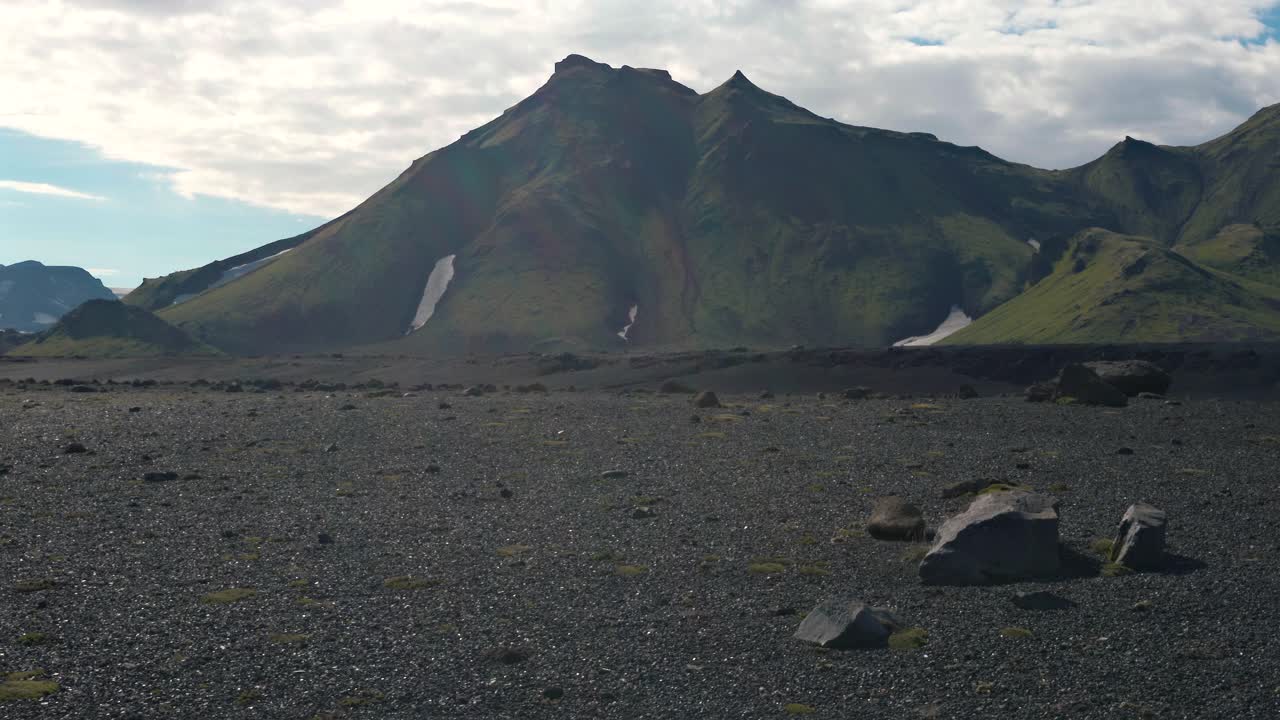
[1,382,1278,719]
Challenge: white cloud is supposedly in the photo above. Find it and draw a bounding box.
[85,267,119,276]
[0,179,107,202]
[1,0,1278,219]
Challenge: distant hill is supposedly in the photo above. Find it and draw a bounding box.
[13,299,218,357]
[125,55,1280,353]
[0,261,117,332]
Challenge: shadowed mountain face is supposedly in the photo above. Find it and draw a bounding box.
[0,261,117,333]
[127,55,1280,354]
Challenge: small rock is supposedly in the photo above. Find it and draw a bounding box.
[770,606,798,617]
[543,687,564,701]
[1024,382,1056,403]
[689,415,701,424]
[425,464,441,474]
[843,386,871,400]
[1131,600,1154,612]
[69,385,97,393]
[64,443,88,454]
[317,532,333,545]
[462,386,484,397]
[1012,591,1075,611]
[601,470,629,479]
[143,471,179,483]
[1057,364,1128,407]
[867,496,927,541]
[128,406,142,413]
[957,384,979,399]
[1109,503,1167,571]
[1137,392,1165,400]
[631,506,657,519]
[499,488,514,499]
[693,391,721,408]
[759,390,775,399]
[438,401,452,410]
[325,443,339,453]
[1116,447,1134,455]
[793,600,902,649]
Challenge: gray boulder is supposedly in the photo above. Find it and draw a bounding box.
[1084,360,1171,397]
[920,491,1061,585]
[793,600,902,649]
[1110,503,1167,570]
[843,386,871,400]
[866,496,926,541]
[693,391,721,408]
[1057,364,1128,407]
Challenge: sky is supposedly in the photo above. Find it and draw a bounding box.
[2,0,1280,288]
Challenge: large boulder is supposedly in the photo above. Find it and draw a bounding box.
[1110,503,1167,571]
[793,600,902,649]
[866,496,926,541]
[1084,360,1171,397]
[1057,364,1128,407]
[919,491,1061,585]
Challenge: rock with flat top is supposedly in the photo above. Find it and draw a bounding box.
[920,491,1061,585]
[1110,503,1167,571]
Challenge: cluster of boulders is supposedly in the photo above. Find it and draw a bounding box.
[796,488,1169,649]
[1026,360,1171,406]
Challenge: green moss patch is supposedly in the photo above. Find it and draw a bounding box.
[1101,562,1134,577]
[12,579,54,593]
[382,576,436,590]
[1089,538,1115,556]
[888,627,929,650]
[784,703,816,715]
[200,588,256,604]
[496,544,533,558]
[999,626,1034,639]
[0,671,60,701]
[614,564,649,577]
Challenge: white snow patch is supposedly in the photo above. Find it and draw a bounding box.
[408,255,456,332]
[617,304,638,340]
[893,305,973,347]
[170,248,293,306]
[1027,238,1041,251]
[33,312,58,325]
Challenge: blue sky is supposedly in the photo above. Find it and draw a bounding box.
[2,1,1279,290]
[0,129,325,288]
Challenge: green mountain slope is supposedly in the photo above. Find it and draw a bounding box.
[943,229,1280,344]
[14,300,218,357]
[133,55,1280,353]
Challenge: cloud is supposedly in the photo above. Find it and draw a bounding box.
[85,267,119,276]
[0,180,107,202]
[1,0,1278,219]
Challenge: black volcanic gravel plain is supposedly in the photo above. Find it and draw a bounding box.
[2,381,1279,718]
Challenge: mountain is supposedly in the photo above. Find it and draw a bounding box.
[13,299,217,357]
[0,261,117,332]
[944,228,1280,344]
[129,55,1280,353]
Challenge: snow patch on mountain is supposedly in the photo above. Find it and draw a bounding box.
[408,255,456,332]
[171,248,294,306]
[1027,238,1041,251]
[617,304,638,340]
[893,305,973,346]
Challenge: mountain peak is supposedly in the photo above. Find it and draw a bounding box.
[726,69,757,89]
[553,54,611,74]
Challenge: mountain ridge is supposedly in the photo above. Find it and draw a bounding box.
[124,55,1280,354]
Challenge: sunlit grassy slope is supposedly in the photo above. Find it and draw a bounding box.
[944,229,1280,344]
